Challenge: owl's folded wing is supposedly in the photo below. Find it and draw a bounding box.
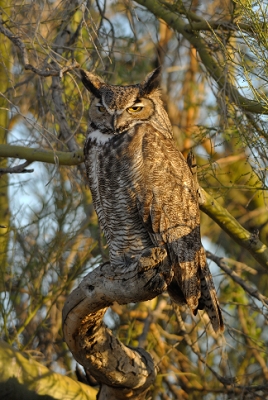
[135,127,223,332]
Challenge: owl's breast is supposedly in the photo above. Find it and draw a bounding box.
[84,129,153,265]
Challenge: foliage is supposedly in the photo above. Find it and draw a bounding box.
[0,340,97,400]
[0,0,268,398]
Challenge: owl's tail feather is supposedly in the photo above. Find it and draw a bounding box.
[198,261,224,332]
[167,247,224,333]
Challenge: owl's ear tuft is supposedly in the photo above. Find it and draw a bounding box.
[80,69,105,97]
[140,68,161,95]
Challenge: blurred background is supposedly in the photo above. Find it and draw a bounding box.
[1,0,268,398]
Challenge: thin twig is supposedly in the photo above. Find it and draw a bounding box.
[25,61,80,77]
[0,160,34,175]
[0,19,79,77]
[173,304,236,386]
[200,189,268,270]
[206,252,268,309]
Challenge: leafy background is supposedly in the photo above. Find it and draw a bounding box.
[1,0,268,398]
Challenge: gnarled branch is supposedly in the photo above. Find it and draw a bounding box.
[62,249,171,399]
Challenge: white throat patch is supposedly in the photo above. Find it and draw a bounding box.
[89,129,113,145]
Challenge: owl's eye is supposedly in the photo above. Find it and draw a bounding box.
[97,105,106,113]
[127,106,143,113]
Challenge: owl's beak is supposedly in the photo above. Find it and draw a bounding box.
[111,114,117,131]
[111,112,125,134]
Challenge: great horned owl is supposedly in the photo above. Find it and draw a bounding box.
[81,68,224,333]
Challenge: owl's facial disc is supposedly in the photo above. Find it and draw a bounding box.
[91,95,154,135]
[106,98,153,134]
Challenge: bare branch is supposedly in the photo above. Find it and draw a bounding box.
[0,18,29,65]
[0,144,84,165]
[173,304,235,386]
[161,1,257,34]
[0,18,79,77]
[206,252,268,309]
[0,160,33,175]
[25,61,80,78]
[183,20,257,34]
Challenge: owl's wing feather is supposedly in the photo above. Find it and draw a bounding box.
[134,125,223,332]
[199,261,224,332]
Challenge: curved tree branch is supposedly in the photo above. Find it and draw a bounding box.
[0,160,33,175]
[62,249,171,399]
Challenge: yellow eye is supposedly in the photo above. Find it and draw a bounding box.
[97,106,106,112]
[127,106,143,113]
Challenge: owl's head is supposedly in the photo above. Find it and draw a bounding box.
[80,68,173,137]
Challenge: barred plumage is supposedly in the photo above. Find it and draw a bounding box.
[81,68,224,332]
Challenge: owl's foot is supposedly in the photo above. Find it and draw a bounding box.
[138,247,167,272]
[138,247,173,292]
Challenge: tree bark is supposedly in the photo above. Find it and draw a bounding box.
[62,249,171,399]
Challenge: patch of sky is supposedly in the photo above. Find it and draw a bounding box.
[103,307,120,330]
[108,14,134,39]
[7,127,89,294]
[105,7,158,48]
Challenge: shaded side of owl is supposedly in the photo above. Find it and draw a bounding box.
[81,68,224,333]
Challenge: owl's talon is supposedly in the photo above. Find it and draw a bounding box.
[137,247,168,273]
[145,273,168,292]
[137,247,172,293]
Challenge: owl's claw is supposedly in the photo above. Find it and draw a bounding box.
[137,247,173,292]
[138,247,168,272]
[145,272,168,292]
